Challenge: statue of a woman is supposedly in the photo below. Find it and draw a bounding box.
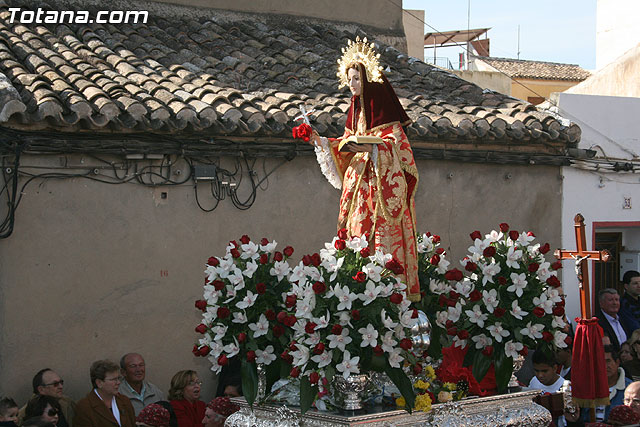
[310,38,420,301]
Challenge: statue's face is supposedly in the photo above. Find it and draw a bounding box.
[348,67,361,96]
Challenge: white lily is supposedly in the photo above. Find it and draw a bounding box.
[248,314,269,338]
[334,285,358,311]
[487,322,510,342]
[327,328,353,351]
[256,345,277,365]
[336,350,360,379]
[504,340,524,359]
[510,300,528,320]
[483,289,499,312]
[358,324,379,347]
[359,281,382,305]
[240,242,260,259]
[236,290,257,310]
[311,350,333,368]
[270,260,291,281]
[505,246,523,269]
[507,272,527,297]
[471,333,493,349]
[466,304,488,328]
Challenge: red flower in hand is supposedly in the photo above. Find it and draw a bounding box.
[292,123,313,142]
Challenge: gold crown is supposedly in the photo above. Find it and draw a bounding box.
[336,36,384,88]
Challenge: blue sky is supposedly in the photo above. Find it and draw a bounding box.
[401,0,597,70]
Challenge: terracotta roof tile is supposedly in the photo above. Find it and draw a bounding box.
[475,56,591,81]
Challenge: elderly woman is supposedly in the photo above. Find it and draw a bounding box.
[24,395,61,426]
[168,371,205,427]
[73,360,136,427]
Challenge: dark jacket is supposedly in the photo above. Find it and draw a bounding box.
[73,391,135,427]
[620,292,640,333]
[597,310,632,351]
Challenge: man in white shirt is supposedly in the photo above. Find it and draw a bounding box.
[598,288,631,351]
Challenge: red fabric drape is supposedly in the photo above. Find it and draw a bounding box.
[571,317,610,407]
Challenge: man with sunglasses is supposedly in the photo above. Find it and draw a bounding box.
[18,369,76,427]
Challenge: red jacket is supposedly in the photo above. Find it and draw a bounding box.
[169,399,206,427]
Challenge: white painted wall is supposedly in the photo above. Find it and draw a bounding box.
[596,0,640,69]
[554,92,640,323]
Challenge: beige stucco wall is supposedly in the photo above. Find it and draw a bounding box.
[451,70,512,96]
[0,153,562,404]
[402,9,424,60]
[510,78,580,103]
[150,0,405,31]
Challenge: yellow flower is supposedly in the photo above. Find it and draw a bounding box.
[396,397,406,408]
[437,391,453,403]
[424,365,436,380]
[415,393,432,412]
[443,382,456,391]
[414,380,430,390]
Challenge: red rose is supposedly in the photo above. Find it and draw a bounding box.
[274,251,283,262]
[469,290,482,301]
[528,262,539,273]
[351,309,361,320]
[438,294,449,307]
[212,280,225,291]
[457,329,470,340]
[444,269,463,281]
[436,248,445,255]
[433,235,441,244]
[331,324,343,335]
[284,315,297,327]
[195,324,207,334]
[509,230,520,241]
[260,238,269,246]
[310,253,321,266]
[470,231,482,241]
[499,223,509,232]
[309,372,320,385]
[229,240,238,248]
[565,335,573,346]
[482,345,494,357]
[314,343,325,354]
[285,294,297,308]
[446,298,457,307]
[353,271,367,282]
[553,305,565,316]
[430,254,440,265]
[498,276,507,286]
[290,367,300,378]
[399,338,413,350]
[533,307,545,318]
[445,320,455,329]
[527,231,536,237]
[390,293,403,304]
[289,341,298,351]
[207,257,219,266]
[542,331,554,342]
[449,290,460,300]
[198,345,210,357]
[256,282,267,294]
[237,332,247,343]
[465,261,478,272]
[240,235,251,244]
[446,326,458,336]
[218,354,228,366]
[493,307,506,318]
[360,247,371,258]
[519,346,529,357]
[195,300,207,311]
[337,228,348,240]
[551,261,563,270]
[335,239,346,250]
[246,350,256,363]
[272,324,285,337]
[230,248,240,258]
[217,307,230,319]
[373,345,384,356]
[557,298,566,307]
[265,309,276,321]
[483,246,496,258]
[283,246,294,257]
[305,322,317,334]
[411,309,419,319]
[385,259,404,274]
[302,254,312,266]
[313,281,327,294]
[413,364,423,375]
[425,232,432,237]
[281,351,293,364]
[192,345,200,356]
[540,243,550,254]
[259,253,269,265]
[292,123,312,142]
[277,311,287,323]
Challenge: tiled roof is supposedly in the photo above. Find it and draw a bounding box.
[0,0,581,150]
[474,56,591,81]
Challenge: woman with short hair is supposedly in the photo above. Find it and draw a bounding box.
[168,371,205,427]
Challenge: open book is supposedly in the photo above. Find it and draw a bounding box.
[338,135,383,152]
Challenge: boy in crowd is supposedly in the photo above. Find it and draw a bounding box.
[529,349,565,392]
[0,397,19,427]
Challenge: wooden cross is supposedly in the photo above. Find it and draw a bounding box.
[554,213,611,318]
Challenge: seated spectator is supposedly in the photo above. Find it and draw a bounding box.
[529,349,565,393]
[25,396,61,427]
[623,331,640,380]
[168,371,205,427]
[73,360,136,427]
[134,404,169,427]
[118,353,165,416]
[620,270,640,333]
[202,398,239,427]
[0,397,19,427]
[620,341,634,364]
[19,369,76,427]
[597,288,632,351]
[592,346,633,421]
[624,381,640,416]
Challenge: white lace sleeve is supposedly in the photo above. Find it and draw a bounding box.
[371,144,379,174]
[314,137,342,190]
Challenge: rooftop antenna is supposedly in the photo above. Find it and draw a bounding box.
[466,0,471,69]
[517,24,521,59]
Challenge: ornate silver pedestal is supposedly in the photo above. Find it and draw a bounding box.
[224,390,551,426]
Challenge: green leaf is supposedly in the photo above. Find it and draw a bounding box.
[265,360,282,398]
[241,359,258,408]
[494,351,513,393]
[427,325,443,359]
[471,351,492,382]
[299,375,317,415]
[384,364,415,413]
